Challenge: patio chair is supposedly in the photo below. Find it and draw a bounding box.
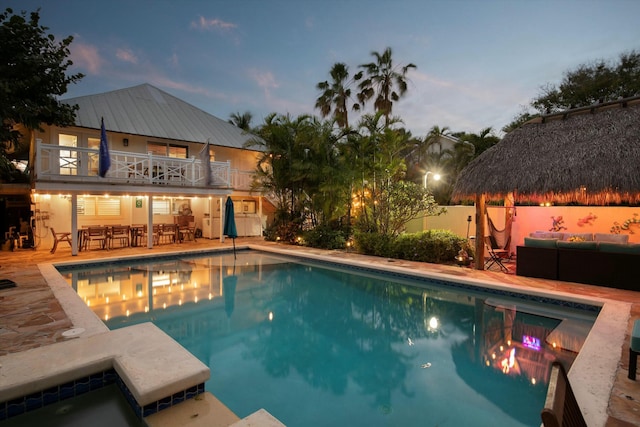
[84,227,108,250]
[110,225,130,249]
[130,224,146,246]
[179,221,197,242]
[151,224,162,245]
[159,223,177,244]
[540,361,587,427]
[484,236,510,272]
[50,228,72,254]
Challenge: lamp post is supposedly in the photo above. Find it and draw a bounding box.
[423,171,441,189]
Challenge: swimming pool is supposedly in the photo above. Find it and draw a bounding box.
[58,249,599,427]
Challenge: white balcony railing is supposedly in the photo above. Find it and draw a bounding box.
[34,141,256,190]
[231,169,255,191]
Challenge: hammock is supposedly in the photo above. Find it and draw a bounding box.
[486,209,513,250]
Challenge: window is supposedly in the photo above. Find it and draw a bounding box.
[205,145,215,162]
[59,134,78,175]
[153,199,171,215]
[147,142,188,158]
[243,200,256,213]
[152,198,191,215]
[78,197,121,216]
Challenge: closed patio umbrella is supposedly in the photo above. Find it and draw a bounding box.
[223,196,238,258]
[98,117,111,178]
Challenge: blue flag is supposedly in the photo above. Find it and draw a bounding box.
[99,117,111,177]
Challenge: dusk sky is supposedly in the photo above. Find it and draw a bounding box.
[7,0,640,137]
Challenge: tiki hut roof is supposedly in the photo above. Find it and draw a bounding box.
[452,96,640,205]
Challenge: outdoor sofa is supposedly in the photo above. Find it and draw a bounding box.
[516,232,640,290]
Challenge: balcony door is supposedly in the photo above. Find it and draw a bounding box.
[87,137,100,175]
[58,134,78,175]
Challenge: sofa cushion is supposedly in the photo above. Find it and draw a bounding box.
[598,242,640,254]
[530,231,564,239]
[524,237,558,248]
[594,233,629,244]
[561,233,594,241]
[556,240,598,250]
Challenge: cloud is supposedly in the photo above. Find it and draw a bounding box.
[305,17,314,30]
[248,69,280,99]
[190,16,237,31]
[394,69,535,136]
[70,42,104,75]
[168,52,179,68]
[152,77,228,100]
[116,48,138,64]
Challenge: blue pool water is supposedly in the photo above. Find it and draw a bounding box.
[59,250,599,427]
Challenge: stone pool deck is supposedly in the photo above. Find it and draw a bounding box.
[0,237,639,426]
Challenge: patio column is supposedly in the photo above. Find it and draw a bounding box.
[147,195,153,249]
[71,194,79,256]
[220,196,225,242]
[474,194,485,270]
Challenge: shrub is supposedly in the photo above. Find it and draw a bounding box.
[353,232,394,257]
[264,221,302,244]
[354,229,468,264]
[393,230,467,264]
[303,223,348,250]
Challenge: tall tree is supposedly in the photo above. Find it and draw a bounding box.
[352,112,437,235]
[454,127,500,158]
[245,113,301,217]
[303,118,352,225]
[356,47,416,127]
[0,8,83,161]
[228,111,253,131]
[315,62,361,129]
[502,50,640,132]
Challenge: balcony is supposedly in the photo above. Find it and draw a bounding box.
[35,141,254,192]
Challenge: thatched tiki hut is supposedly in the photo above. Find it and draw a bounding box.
[452,96,640,269]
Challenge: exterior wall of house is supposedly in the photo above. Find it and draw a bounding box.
[426,135,472,155]
[20,124,266,250]
[410,205,640,257]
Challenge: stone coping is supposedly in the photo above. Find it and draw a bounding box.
[0,322,210,407]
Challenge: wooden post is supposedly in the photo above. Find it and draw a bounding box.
[505,192,515,256]
[475,194,486,270]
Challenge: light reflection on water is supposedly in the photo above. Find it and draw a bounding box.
[59,250,598,427]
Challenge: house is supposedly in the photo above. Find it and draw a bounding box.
[426,133,472,156]
[6,83,269,254]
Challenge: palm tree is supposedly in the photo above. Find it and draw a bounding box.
[434,140,475,204]
[455,127,500,158]
[315,62,361,129]
[228,111,253,131]
[356,47,416,127]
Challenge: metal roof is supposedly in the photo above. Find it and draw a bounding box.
[62,83,257,150]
